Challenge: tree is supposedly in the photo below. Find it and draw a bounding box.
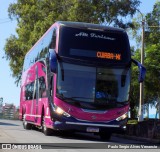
[4,0,140,84]
[130,48,140,118]
[129,1,160,118]
[143,1,160,105]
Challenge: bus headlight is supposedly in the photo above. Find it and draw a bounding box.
[55,106,71,117]
[56,107,64,115]
[116,113,128,121]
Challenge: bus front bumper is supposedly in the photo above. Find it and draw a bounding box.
[53,118,127,134]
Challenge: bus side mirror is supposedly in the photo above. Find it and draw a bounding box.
[131,59,146,83]
[49,49,57,73]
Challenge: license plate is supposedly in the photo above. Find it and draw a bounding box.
[86,127,99,133]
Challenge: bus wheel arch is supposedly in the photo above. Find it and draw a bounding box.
[22,113,32,130]
[41,106,52,136]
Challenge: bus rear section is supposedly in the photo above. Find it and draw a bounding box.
[20,21,146,140]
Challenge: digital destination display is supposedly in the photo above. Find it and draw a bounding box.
[97,52,121,60]
[70,49,121,61]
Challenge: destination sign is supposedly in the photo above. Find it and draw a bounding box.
[97,52,121,60]
[70,49,121,61]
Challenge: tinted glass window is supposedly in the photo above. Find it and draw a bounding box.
[39,77,47,98]
[23,28,57,72]
[58,26,130,64]
[57,62,130,110]
[25,82,34,100]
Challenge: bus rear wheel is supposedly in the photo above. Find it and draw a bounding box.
[23,114,32,130]
[42,116,52,136]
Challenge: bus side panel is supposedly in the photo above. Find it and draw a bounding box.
[34,61,50,126]
[19,71,29,121]
[19,86,24,120]
[20,64,36,122]
[20,22,59,127]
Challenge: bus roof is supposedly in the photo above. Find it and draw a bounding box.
[25,21,126,57]
[56,21,125,33]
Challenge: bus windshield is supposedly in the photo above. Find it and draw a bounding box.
[56,62,130,110]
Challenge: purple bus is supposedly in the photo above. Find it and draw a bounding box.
[19,21,146,140]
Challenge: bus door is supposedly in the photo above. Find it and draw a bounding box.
[34,65,39,123]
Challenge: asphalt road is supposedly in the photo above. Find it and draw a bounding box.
[0,119,159,152]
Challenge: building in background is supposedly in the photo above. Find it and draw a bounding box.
[2,103,16,119]
[0,97,3,118]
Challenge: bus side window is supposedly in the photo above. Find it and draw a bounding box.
[39,77,47,98]
[25,82,34,100]
[50,74,54,97]
[50,28,57,49]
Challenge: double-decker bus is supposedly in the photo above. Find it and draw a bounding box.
[19,21,146,140]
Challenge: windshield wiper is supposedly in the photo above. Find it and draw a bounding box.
[70,97,93,100]
[116,101,129,106]
[57,94,82,105]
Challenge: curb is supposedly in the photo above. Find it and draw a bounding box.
[113,134,160,144]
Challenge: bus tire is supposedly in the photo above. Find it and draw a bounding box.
[23,114,32,130]
[42,116,52,136]
[99,132,112,141]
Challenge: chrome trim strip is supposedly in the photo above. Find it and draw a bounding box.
[25,114,51,119]
[45,116,51,119]
[81,108,107,114]
[66,122,119,128]
[75,118,113,123]
[25,114,41,118]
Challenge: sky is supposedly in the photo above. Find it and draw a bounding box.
[0,0,158,115]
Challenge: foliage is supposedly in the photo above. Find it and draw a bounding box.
[4,0,140,84]
[142,1,160,104]
[130,49,140,118]
[129,1,160,118]
[145,1,160,45]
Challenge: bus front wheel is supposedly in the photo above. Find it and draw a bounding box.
[42,116,52,136]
